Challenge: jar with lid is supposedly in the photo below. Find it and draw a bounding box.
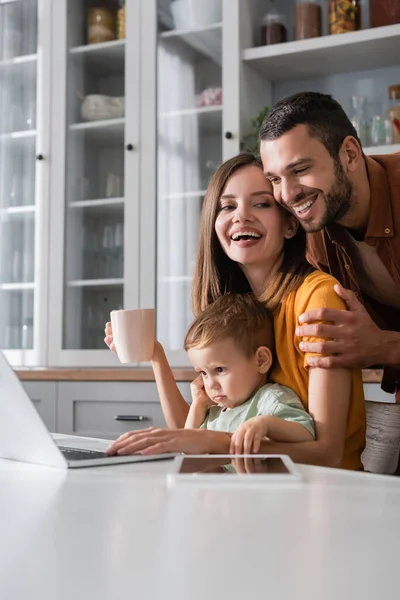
[370,0,400,28]
[387,85,400,144]
[87,8,116,45]
[295,0,322,40]
[329,1,361,35]
[261,2,287,46]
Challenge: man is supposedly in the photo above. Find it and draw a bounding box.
[259,91,400,401]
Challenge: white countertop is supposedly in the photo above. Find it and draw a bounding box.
[1,436,400,600]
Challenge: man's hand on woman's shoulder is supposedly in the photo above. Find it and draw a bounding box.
[295,284,399,369]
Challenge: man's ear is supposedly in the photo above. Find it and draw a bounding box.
[284,215,299,240]
[339,135,363,173]
[255,346,273,374]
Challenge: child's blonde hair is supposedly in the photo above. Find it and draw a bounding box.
[184,294,275,359]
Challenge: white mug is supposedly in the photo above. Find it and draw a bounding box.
[110,308,155,363]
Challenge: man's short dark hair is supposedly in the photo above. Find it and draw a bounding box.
[259,91,361,158]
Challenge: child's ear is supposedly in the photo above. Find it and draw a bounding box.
[255,346,272,374]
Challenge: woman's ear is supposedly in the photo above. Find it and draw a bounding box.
[255,346,273,375]
[284,215,299,240]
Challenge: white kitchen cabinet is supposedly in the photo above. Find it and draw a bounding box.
[21,380,57,431]
[47,0,141,367]
[0,0,52,367]
[56,381,191,439]
[0,0,399,369]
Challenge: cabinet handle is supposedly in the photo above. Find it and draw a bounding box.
[36,154,44,160]
[115,415,150,422]
[125,143,134,151]
[224,131,233,140]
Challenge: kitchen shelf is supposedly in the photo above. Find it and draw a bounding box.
[68,198,124,209]
[67,279,124,288]
[0,53,37,68]
[69,40,125,75]
[159,105,222,134]
[0,205,36,216]
[69,118,125,144]
[0,282,35,291]
[160,190,207,200]
[0,129,36,140]
[160,23,222,65]
[243,24,400,81]
[364,144,400,155]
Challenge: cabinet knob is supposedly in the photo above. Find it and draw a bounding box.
[224,131,233,140]
[126,143,134,151]
[36,154,44,160]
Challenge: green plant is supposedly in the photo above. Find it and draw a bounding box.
[240,105,270,155]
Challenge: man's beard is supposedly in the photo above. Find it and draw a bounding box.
[294,160,354,233]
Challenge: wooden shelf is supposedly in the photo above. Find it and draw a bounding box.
[243,25,400,81]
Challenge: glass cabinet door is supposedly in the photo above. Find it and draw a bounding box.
[0,0,50,365]
[155,0,223,356]
[49,0,139,365]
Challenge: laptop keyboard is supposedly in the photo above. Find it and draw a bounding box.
[58,446,109,461]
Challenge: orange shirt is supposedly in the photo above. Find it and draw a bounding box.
[271,270,366,470]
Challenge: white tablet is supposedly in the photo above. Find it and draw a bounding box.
[168,454,303,484]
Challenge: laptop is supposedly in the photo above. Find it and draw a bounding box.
[0,351,174,469]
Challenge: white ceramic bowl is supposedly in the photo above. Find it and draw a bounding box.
[81,95,125,121]
[170,0,222,30]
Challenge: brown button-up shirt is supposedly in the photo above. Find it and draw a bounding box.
[306,153,400,396]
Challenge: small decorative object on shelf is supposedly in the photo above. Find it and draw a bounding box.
[295,0,322,40]
[87,7,116,45]
[369,0,400,28]
[117,0,126,40]
[329,0,361,34]
[387,85,400,144]
[349,95,370,147]
[261,2,287,46]
[241,105,270,155]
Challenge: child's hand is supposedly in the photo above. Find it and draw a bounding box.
[104,321,117,354]
[230,417,269,454]
[190,375,215,409]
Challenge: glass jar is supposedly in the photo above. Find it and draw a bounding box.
[387,85,400,144]
[349,95,369,147]
[370,0,400,28]
[295,0,322,40]
[117,0,126,40]
[87,8,116,45]
[329,0,361,34]
[261,2,287,46]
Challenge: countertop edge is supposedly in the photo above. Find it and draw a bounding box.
[15,367,384,383]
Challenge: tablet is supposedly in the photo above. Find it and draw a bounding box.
[168,454,303,484]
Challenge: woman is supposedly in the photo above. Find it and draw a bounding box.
[105,153,366,469]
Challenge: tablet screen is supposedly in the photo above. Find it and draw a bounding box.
[177,455,291,475]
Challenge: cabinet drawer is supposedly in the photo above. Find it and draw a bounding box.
[57,381,190,439]
[21,381,57,432]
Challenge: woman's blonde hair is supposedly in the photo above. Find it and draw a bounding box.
[191,152,314,316]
